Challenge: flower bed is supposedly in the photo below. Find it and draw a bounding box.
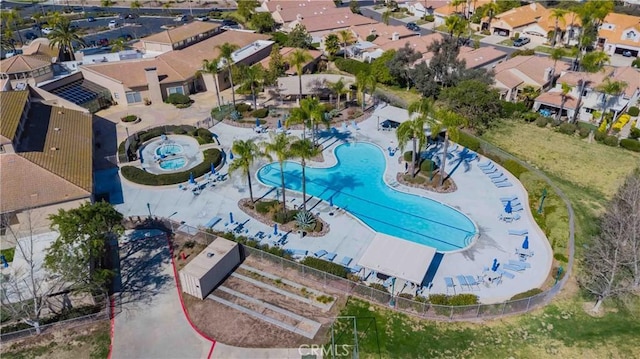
[238,198,329,237]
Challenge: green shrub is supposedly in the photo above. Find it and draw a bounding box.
[509,288,543,300]
[594,130,607,142]
[403,151,415,162]
[301,257,349,278]
[628,106,639,117]
[500,101,529,118]
[578,126,590,138]
[271,31,289,46]
[176,103,192,109]
[554,252,569,262]
[121,114,138,122]
[428,294,449,305]
[557,122,577,135]
[251,108,269,118]
[424,14,435,22]
[630,127,640,139]
[166,93,191,105]
[420,159,437,173]
[447,294,479,306]
[121,149,222,185]
[398,293,414,299]
[369,283,388,292]
[273,209,298,224]
[503,159,528,178]
[334,57,371,75]
[365,34,377,42]
[457,132,481,151]
[603,135,619,147]
[510,49,535,58]
[235,103,252,113]
[535,117,548,127]
[522,112,539,122]
[255,200,278,214]
[620,138,640,152]
[0,248,15,263]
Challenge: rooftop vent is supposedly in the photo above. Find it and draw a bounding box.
[206,252,215,258]
[50,147,58,151]
[54,127,61,131]
[57,110,64,115]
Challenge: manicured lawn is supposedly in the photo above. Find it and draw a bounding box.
[499,39,514,46]
[482,121,640,200]
[390,12,409,19]
[415,19,430,25]
[375,85,421,107]
[335,297,640,358]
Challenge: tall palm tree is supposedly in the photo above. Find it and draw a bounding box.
[355,70,377,110]
[228,139,262,203]
[549,8,568,47]
[572,51,610,123]
[1,9,23,44]
[549,47,564,85]
[262,133,293,215]
[337,29,356,59]
[289,139,320,211]
[382,10,391,26]
[48,19,86,61]
[110,38,127,52]
[556,82,573,122]
[596,79,628,127]
[217,42,240,106]
[287,48,312,103]
[481,1,499,32]
[445,15,467,41]
[242,65,264,110]
[431,109,467,187]
[330,78,348,109]
[517,85,539,108]
[201,58,222,109]
[398,98,434,178]
[288,97,322,143]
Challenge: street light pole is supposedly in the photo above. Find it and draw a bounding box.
[146,202,152,218]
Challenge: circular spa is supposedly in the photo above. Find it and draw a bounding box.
[139,135,203,174]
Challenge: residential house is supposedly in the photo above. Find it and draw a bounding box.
[534,66,640,122]
[597,13,640,57]
[80,31,271,107]
[406,1,449,18]
[493,55,571,102]
[457,46,507,69]
[0,88,93,224]
[261,0,335,14]
[271,3,342,28]
[0,55,54,89]
[256,47,323,75]
[434,0,492,26]
[289,8,377,39]
[140,21,222,54]
[362,32,444,62]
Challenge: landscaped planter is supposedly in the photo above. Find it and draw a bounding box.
[121,115,141,124]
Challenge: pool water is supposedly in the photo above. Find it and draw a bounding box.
[159,157,186,170]
[257,142,476,252]
[156,143,184,157]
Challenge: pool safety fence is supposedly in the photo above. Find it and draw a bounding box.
[169,221,566,321]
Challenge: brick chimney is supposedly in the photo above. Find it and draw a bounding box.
[144,67,163,105]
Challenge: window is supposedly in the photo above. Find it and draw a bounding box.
[126,92,142,103]
[167,86,184,95]
[113,92,119,99]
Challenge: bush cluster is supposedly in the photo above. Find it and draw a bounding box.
[334,58,371,75]
[554,252,569,263]
[630,127,640,139]
[457,132,481,151]
[578,126,590,138]
[535,117,548,128]
[166,93,191,106]
[557,122,577,135]
[235,103,252,113]
[216,231,292,259]
[121,149,222,185]
[620,138,640,152]
[119,125,198,157]
[521,112,539,122]
[369,283,388,292]
[251,108,269,118]
[509,288,543,300]
[420,159,437,173]
[594,130,607,142]
[628,106,639,117]
[428,293,479,306]
[502,159,528,179]
[423,14,435,22]
[365,34,377,42]
[255,200,278,214]
[500,101,529,118]
[300,257,349,278]
[273,209,298,224]
[191,128,214,145]
[121,114,138,122]
[510,49,535,58]
[604,135,619,147]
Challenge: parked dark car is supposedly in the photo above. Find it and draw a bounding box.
[125,13,139,19]
[406,22,420,32]
[513,37,530,47]
[87,16,96,22]
[622,50,633,57]
[221,19,238,27]
[118,33,133,41]
[25,32,38,40]
[31,23,41,30]
[97,38,109,47]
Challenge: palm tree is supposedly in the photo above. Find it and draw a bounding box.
[287,48,312,103]
[337,29,356,59]
[262,133,293,215]
[517,85,539,108]
[431,109,467,187]
[242,65,264,110]
[110,38,127,52]
[289,139,320,211]
[445,15,467,41]
[549,47,565,86]
[217,42,240,106]
[382,10,391,25]
[228,139,262,203]
[398,98,434,178]
[288,97,322,143]
[572,51,610,123]
[330,78,348,109]
[201,58,222,109]
[549,8,568,47]
[355,70,377,110]
[481,1,499,32]
[1,9,23,45]
[48,19,86,61]
[595,79,627,127]
[556,82,573,122]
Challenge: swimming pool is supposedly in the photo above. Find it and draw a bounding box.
[156,143,184,157]
[256,142,476,252]
[159,157,187,170]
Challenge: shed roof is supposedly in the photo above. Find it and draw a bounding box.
[0,90,29,141]
[142,21,221,45]
[0,55,50,74]
[181,238,238,279]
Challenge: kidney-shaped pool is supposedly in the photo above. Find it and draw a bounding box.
[257,142,477,252]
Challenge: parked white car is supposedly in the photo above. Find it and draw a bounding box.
[108,20,118,29]
[41,27,53,35]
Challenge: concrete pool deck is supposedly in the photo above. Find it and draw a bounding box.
[111,103,552,304]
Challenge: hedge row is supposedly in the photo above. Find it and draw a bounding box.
[334,58,371,76]
[121,149,222,186]
[620,138,640,152]
[215,231,293,259]
[428,293,479,306]
[457,132,481,152]
[300,257,349,278]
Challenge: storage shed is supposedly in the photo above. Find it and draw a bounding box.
[179,237,241,299]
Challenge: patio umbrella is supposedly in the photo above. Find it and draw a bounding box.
[492,258,498,271]
[229,212,234,224]
[229,150,234,160]
[189,172,195,184]
[504,200,512,214]
[492,262,500,272]
[255,118,260,127]
[210,163,216,175]
[274,223,278,235]
[277,119,282,129]
[522,236,529,250]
